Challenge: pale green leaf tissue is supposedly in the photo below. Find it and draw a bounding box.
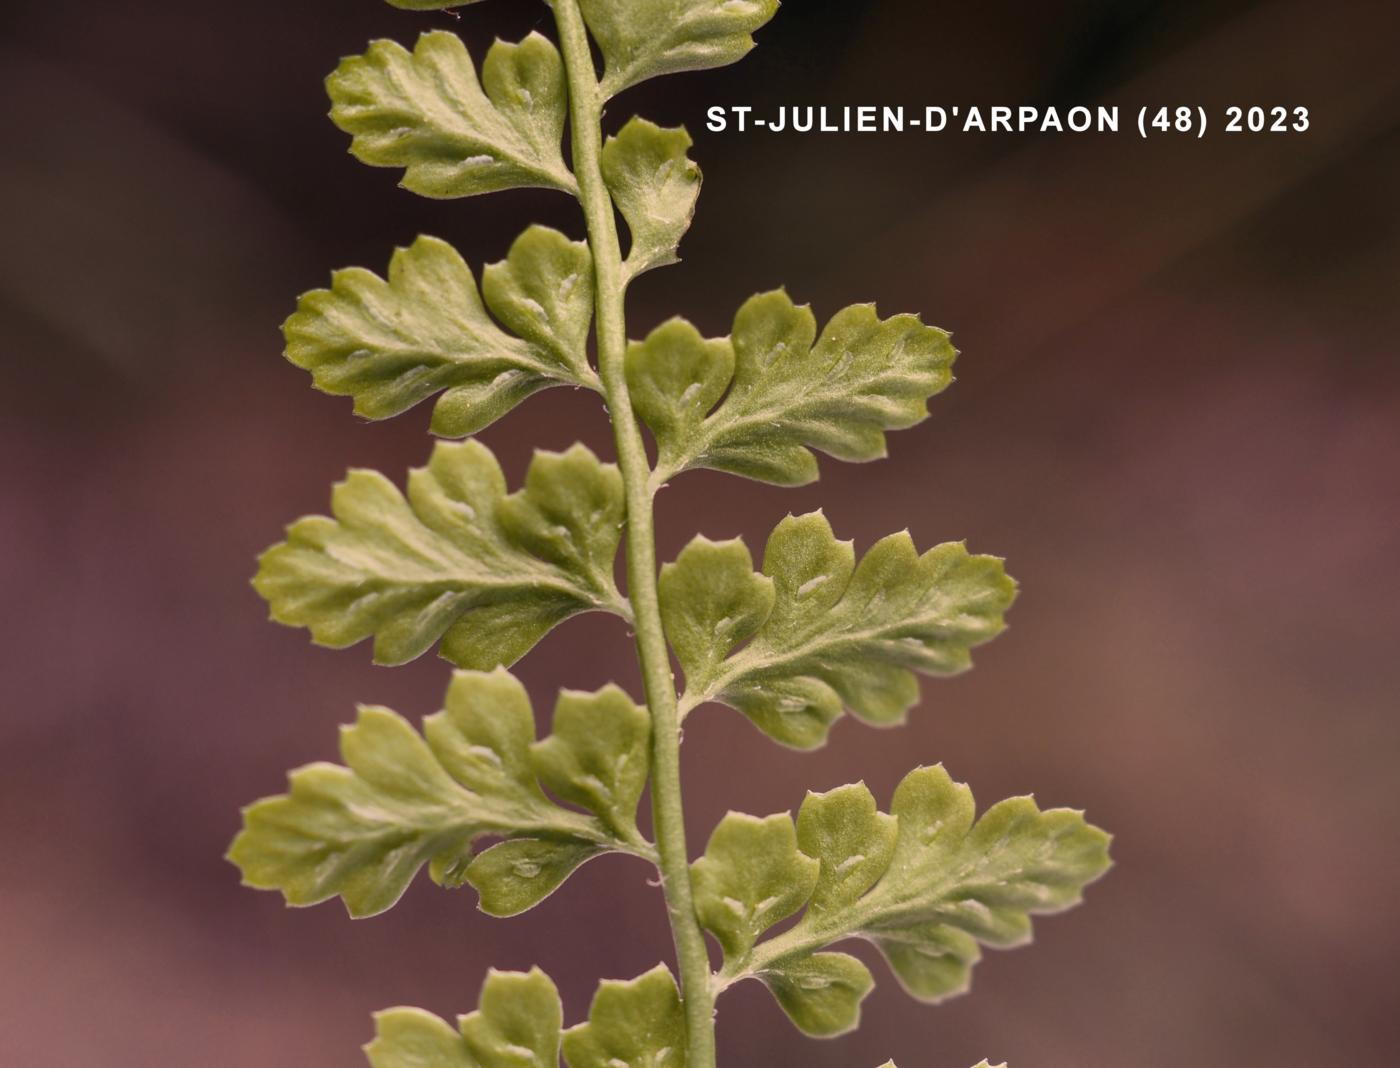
[626,319,734,458]
[628,290,958,485]
[460,967,565,1067]
[479,227,596,387]
[580,0,781,95]
[602,118,702,279]
[328,31,575,198]
[529,685,651,840]
[254,439,627,669]
[763,951,874,1037]
[463,837,603,919]
[228,669,650,919]
[714,768,1110,1026]
[366,961,689,1068]
[691,812,819,959]
[658,536,775,688]
[665,511,1016,748]
[691,812,877,1037]
[366,1006,473,1068]
[562,964,688,1068]
[284,228,596,436]
[795,783,898,914]
[365,966,562,1068]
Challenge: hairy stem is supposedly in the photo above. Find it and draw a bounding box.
[551,3,717,1064]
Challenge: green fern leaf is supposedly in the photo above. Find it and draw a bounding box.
[665,512,1015,748]
[763,951,874,1037]
[580,0,781,95]
[283,229,597,434]
[602,118,702,280]
[692,812,818,959]
[795,783,898,914]
[463,838,603,918]
[228,670,649,918]
[692,807,869,1036]
[479,227,596,389]
[365,967,562,1068]
[530,686,652,840]
[461,968,565,1067]
[328,31,576,198]
[627,290,958,485]
[254,440,627,668]
[562,965,687,1068]
[366,1007,472,1068]
[658,536,774,688]
[715,769,1110,1025]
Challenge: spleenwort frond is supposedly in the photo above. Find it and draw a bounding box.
[234,2,1111,1066]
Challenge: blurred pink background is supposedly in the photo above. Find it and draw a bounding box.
[2,1,1398,1065]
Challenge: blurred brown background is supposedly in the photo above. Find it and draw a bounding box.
[3,1,1398,1065]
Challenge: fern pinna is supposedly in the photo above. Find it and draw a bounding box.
[228,3,1111,1066]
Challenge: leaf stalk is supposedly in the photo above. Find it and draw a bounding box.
[551,2,718,1065]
